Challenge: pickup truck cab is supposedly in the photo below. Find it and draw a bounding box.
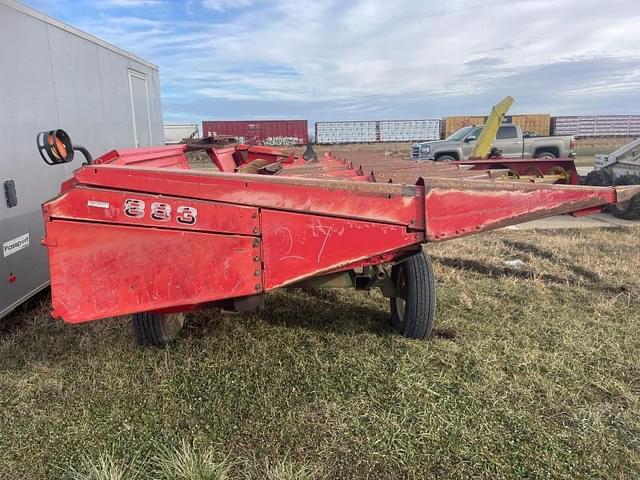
[411,124,576,161]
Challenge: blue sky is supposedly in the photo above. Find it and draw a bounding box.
[24,0,640,124]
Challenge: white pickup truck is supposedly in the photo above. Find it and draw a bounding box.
[412,124,576,161]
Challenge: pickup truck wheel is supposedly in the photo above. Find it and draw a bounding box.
[436,154,456,162]
[390,251,436,339]
[132,312,185,346]
[535,151,557,159]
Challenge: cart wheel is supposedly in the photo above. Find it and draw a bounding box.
[132,312,185,346]
[610,174,640,220]
[390,251,436,339]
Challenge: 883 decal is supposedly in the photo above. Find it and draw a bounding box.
[124,199,198,225]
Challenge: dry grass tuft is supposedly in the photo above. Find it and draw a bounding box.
[243,457,320,480]
[152,441,230,480]
[64,453,141,480]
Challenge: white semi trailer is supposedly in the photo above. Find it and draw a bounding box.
[0,0,164,318]
[164,124,199,144]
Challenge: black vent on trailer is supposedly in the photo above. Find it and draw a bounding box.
[4,180,17,208]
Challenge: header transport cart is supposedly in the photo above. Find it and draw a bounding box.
[38,130,640,345]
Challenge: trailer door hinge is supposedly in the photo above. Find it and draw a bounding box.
[4,180,17,208]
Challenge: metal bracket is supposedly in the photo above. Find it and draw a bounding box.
[368,265,397,298]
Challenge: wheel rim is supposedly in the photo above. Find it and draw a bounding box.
[394,264,408,323]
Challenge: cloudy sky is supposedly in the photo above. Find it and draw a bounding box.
[24,0,640,124]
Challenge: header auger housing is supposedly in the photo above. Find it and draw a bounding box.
[40,132,639,345]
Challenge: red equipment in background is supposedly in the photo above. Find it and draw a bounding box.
[38,132,639,345]
[202,120,308,145]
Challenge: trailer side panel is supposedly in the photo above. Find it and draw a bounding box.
[0,1,163,318]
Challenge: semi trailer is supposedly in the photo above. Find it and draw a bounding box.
[0,0,163,318]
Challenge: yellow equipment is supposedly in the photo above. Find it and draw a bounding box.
[471,96,514,158]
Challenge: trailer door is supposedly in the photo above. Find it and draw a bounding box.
[128,70,152,147]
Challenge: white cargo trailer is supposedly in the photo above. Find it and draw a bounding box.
[315,119,441,144]
[164,124,199,144]
[552,115,640,137]
[0,0,164,318]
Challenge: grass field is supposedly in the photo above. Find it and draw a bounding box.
[1,226,639,479]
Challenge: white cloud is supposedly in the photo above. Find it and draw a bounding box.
[103,0,163,6]
[196,87,255,100]
[66,0,640,119]
[201,0,256,11]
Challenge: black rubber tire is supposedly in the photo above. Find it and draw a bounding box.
[609,174,640,220]
[534,150,557,159]
[390,252,437,339]
[132,312,185,346]
[436,154,456,162]
[610,195,640,220]
[584,169,612,187]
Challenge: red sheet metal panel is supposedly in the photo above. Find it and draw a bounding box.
[202,120,308,145]
[73,166,424,228]
[260,209,422,289]
[208,146,238,172]
[424,179,618,241]
[94,145,189,169]
[44,187,260,236]
[45,221,261,322]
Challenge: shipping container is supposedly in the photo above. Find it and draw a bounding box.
[443,116,486,138]
[507,114,551,137]
[551,115,640,137]
[379,120,441,142]
[315,121,377,144]
[202,120,308,145]
[0,0,163,318]
[164,124,199,144]
[443,114,550,138]
[315,120,441,144]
